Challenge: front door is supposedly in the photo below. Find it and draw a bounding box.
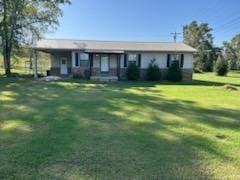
[100,55,109,73]
[60,58,68,75]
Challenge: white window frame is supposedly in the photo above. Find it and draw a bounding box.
[72,51,89,67]
[72,51,79,67]
[128,54,138,66]
[79,53,89,68]
[170,54,181,67]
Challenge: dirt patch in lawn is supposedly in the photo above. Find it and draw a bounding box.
[216,134,227,140]
[41,160,91,179]
[222,84,239,91]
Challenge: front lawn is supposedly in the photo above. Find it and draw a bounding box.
[0,72,240,179]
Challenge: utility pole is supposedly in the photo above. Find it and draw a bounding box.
[171,32,181,61]
[171,32,181,43]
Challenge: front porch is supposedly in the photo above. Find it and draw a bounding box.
[30,49,124,80]
[71,52,122,80]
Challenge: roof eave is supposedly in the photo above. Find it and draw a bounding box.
[33,47,197,53]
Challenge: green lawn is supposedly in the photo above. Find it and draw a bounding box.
[0,72,240,179]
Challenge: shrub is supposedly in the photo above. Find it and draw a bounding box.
[167,60,182,82]
[84,70,90,79]
[126,63,140,80]
[72,72,83,79]
[215,56,228,76]
[146,59,161,81]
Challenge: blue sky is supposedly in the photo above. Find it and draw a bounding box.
[46,0,240,46]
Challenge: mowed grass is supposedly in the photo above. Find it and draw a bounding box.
[0,72,240,179]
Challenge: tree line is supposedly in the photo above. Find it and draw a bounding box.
[183,21,240,73]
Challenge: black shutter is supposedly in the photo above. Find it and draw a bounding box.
[180,54,184,68]
[167,54,170,67]
[138,54,142,67]
[124,54,128,67]
[89,54,93,67]
[75,52,79,67]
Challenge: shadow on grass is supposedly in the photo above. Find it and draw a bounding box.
[55,77,240,88]
[0,78,239,179]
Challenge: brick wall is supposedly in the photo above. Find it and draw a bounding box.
[50,67,60,76]
[91,68,118,76]
[119,68,193,81]
[50,67,193,81]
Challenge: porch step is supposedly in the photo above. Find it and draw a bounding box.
[90,76,118,82]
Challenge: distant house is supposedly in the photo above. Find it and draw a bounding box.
[34,39,196,81]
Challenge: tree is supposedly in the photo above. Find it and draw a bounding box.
[0,0,71,76]
[223,34,240,70]
[183,21,217,72]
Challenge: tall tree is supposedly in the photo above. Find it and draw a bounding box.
[183,21,216,72]
[223,34,240,70]
[0,0,70,76]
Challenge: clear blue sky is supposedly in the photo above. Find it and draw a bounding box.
[46,0,240,46]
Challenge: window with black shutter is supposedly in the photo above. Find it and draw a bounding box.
[127,54,138,66]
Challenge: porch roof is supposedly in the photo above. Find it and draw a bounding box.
[33,39,197,53]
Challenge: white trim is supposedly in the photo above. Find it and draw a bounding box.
[72,51,81,67]
[60,57,68,75]
[72,51,90,68]
[72,51,75,67]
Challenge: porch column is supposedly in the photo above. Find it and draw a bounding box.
[89,53,93,79]
[32,49,38,79]
[117,54,121,79]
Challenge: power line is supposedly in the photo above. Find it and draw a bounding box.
[181,1,240,44]
[194,0,220,20]
[201,1,226,22]
[192,0,240,33]
[203,2,240,34]
[214,14,240,29]
[208,9,240,26]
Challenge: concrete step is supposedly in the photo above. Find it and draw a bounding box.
[90,76,118,82]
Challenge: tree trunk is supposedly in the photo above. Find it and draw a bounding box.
[3,48,11,76]
[2,0,11,76]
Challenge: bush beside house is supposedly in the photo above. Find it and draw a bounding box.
[167,61,182,82]
[126,63,140,80]
[215,56,228,76]
[146,59,161,81]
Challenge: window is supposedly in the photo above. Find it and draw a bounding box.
[80,53,89,61]
[80,53,89,67]
[80,60,89,67]
[73,52,89,67]
[171,54,180,61]
[167,54,184,68]
[128,54,137,65]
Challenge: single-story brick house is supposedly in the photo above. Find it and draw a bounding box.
[34,39,196,81]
